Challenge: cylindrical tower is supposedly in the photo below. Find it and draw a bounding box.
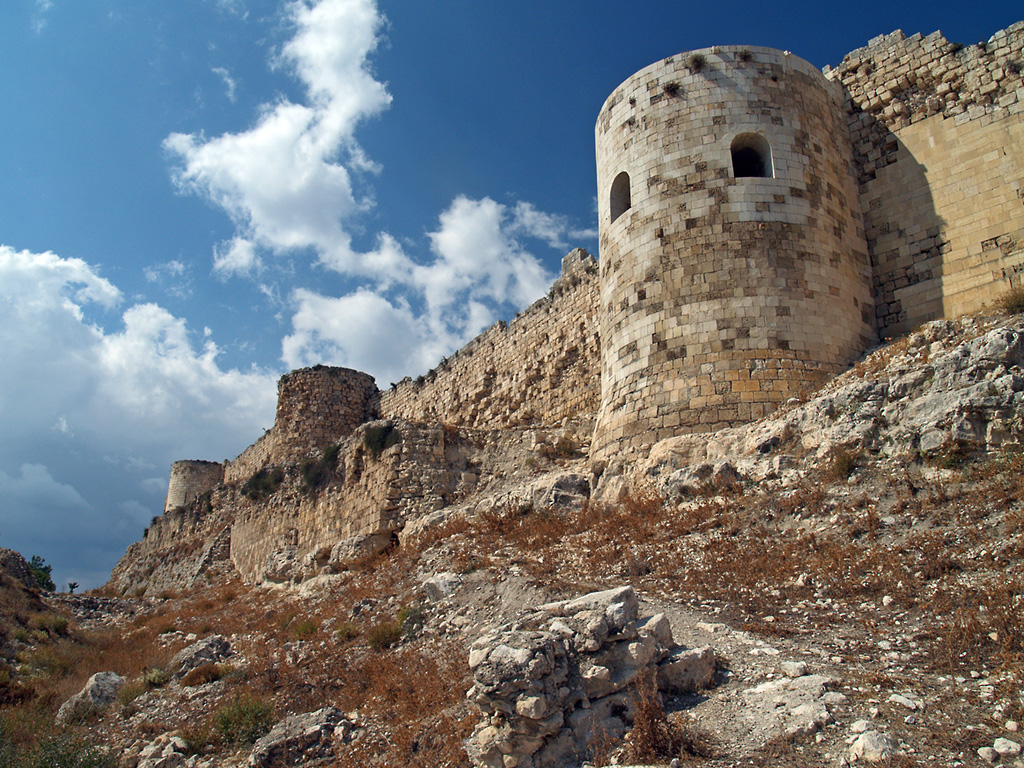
[592,46,875,462]
[272,366,380,462]
[164,460,224,513]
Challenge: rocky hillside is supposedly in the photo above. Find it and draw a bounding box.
[2,311,1024,768]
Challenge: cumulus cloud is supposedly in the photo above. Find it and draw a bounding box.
[281,195,560,382]
[0,245,278,587]
[165,0,393,275]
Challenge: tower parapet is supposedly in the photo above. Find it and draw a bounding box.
[164,459,224,513]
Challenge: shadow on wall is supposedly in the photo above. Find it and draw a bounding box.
[846,101,948,339]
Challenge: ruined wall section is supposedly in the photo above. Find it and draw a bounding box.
[108,491,235,597]
[224,366,380,484]
[592,47,874,462]
[380,249,600,429]
[164,460,224,513]
[826,23,1024,337]
[229,420,474,584]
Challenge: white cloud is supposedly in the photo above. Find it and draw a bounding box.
[280,196,560,382]
[212,67,238,103]
[282,287,435,385]
[416,196,553,332]
[213,236,260,278]
[207,0,248,17]
[0,245,278,585]
[32,0,53,33]
[165,0,393,276]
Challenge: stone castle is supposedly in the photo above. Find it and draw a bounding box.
[111,23,1024,593]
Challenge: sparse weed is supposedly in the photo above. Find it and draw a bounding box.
[212,696,274,747]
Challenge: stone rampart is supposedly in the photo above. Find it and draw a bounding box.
[380,249,601,429]
[826,23,1024,337]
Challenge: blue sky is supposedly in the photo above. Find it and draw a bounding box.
[1,0,1020,589]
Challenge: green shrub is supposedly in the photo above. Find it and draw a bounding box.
[299,444,341,494]
[363,423,401,460]
[240,467,285,501]
[143,668,170,688]
[213,696,274,747]
[334,622,359,642]
[27,557,54,593]
[6,730,117,768]
[367,620,403,651]
[290,619,318,640]
[397,605,425,638]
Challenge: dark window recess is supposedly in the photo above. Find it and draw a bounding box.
[610,171,631,222]
[731,134,773,178]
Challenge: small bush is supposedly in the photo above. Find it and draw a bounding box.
[827,447,859,480]
[213,696,274,747]
[29,613,68,637]
[662,81,680,96]
[997,286,1024,315]
[367,620,403,651]
[181,663,221,687]
[397,605,425,638]
[689,53,707,72]
[625,672,714,762]
[6,730,118,768]
[363,423,401,460]
[240,467,285,501]
[334,622,359,642]
[143,668,170,687]
[290,619,318,640]
[300,443,342,494]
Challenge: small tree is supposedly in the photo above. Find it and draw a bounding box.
[67,582,79,594]
[29,555,55,592]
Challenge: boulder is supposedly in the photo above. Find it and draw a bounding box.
[170,634,231,679]
[248,707,354,768]
[56,670,125,723]
[849,731,895,763]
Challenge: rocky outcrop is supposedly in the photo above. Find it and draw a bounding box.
[0,549,37,591]
[249,707,356,768]
[465,586,716,768]
[614,316,1024,501]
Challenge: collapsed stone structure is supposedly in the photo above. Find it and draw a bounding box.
[111,23,1024,596]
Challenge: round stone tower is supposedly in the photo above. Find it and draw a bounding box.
[592,46,876,462]
[164,459,224,513]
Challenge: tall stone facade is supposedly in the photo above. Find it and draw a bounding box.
[826,23,1024,338]
[592,46,875,461]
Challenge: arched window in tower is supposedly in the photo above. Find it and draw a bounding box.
[731,133,773,178]
[610,171,631,223]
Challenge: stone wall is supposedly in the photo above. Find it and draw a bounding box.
[228,419,475,584]
[826,23,1024,337]
[164,460,224,513]
[592,46,875,462]
[380,249,601,429]
[225,366,380,484]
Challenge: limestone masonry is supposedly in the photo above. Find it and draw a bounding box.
[117,22,1024,592]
